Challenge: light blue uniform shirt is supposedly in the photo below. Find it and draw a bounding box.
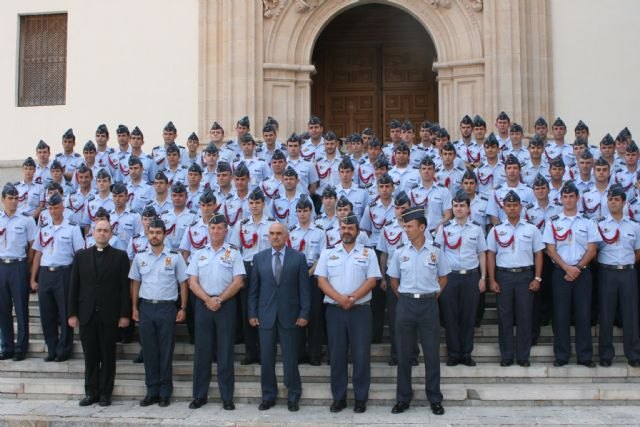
[542,213,601,265]
[289,223,325,266]
[33,219,85,266]
[387,240,450,294]
[487,220,545,267]
[0,211,36,258]
[434,219,486,271]
[230,215,276,262]
[409,182,452,231]
[129,246,188,301]
[486,183,534,222]
[596,215,640,265]
[186,244,245,296]
[315,243,381,304]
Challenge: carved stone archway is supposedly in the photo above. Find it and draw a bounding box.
[199,0,551,138]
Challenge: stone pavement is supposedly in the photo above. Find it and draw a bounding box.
[0,399,639,426]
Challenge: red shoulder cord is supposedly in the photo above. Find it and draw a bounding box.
[369,208,386,230]
[188,228,207,249]
[444,177,451,189]
[550,221,572,241]
[410,190,428,208]
[524,211,545,230]
[239,222,258,249]
[273,203,289,220]
[628,205,635,220]
[581,196,600,214]
[261,181,279,199]
[224,203,242,226]
[597,224,619,244]
[316,163,331,179]
[493,193,504,210]
[467,147,480,164]
[384,228,402,245]
[442,226,462,250]
[287,237,305,252]
[358,166,374,185]
[493,226,514,248]
[39,228,54,248]
[477,171,493,185]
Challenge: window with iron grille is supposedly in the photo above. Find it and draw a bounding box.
[18,13,68,107]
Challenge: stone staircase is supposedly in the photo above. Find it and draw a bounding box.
[1,293,639,406]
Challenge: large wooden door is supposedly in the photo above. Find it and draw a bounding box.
[311,4,438,139]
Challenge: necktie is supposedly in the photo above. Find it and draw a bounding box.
[274,251,282,283]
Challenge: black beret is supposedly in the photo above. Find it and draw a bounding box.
[128,156,143,167]
[607,183,626,200]
[116,124,129,134]
[283,166,298,178]
[503,190,520,203]
[142,206,158,218]
[154,171,169,182]
[96,169,111,180]
[401,206,425,223]
[164,121,177,132]
[83,140,97,152]
[248,187,265,201]
[36,140,50,150]
[216,161,232,173]
[188,132,199,141]
[95,124,109,135]
[171,182,187,193]
[48,193,63,206]
[322,185,337,198]
[341,213,359,225]
[62,128,75,140]
[394,191,410,207]
[209,213,227,225]
[236,116,250,128]
[460,115,473,126]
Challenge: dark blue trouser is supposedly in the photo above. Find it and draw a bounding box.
[326,304,371,402]
[552,267,593,362]
[299,275,325,361]
[0,262,30,353]
[386,276,419,363]
[395,295,442,404]
[439,271,480,361]
[598,268,640,361]
[259,324,301,402]
[38,267,73,358]
[139,301,177,398]
[496,270,534,362]
[239,262,259,360]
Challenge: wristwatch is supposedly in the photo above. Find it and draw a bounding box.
[534,276,542,283]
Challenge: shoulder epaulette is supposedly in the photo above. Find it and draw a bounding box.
[456,166,465,172]
[614,168,622,173]
[190,220,198,226]
[13,181,20,186]
[145,154,153,160]
[228,243,239,251]
[74,153,81,158]
[316,156,324,162]
[431,242,441,249]
[315,224,323,230]
[225,193,233,200]
[181,165,188,169]
[369,200,377,207]
[288,225,297,232]
[170,249,179,254]
[479,194,488,201]
[396,243,405,249]
[550,215,559,221]
[178,145,186,149]
[526,203,534,209]
[358,158,366,165]
[55,153,63,157]
[69,221,77,226]
[630,198,637,205]
[326,245,335,249]
[266,216,276,222]
[365,182,374,188]
[87,195,95,201]
[495,184,502,190]
[326,225,334,231]
[132,234,141,239]
[597,216,606,222]
[358,184,366,190]
[437,183,445,188]
[21,211,30,217]
[442,220,451,227]
[262,176,270,182]
[160,210,168,215]
[472,220,482,227]
[241,217,250,225]
[554,200,562,206]
[385,219,394,226]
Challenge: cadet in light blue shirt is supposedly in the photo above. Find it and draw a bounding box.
[129,217,188,406]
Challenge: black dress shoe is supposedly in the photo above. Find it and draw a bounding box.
[577,360,595,368]
[54,355,68,362]
[391,401,410,414]
[12,353,25,361]
[329,399,346,413]
[309,358,321,366]
[553,360,568,367]
[158,398,170,407]
[629,360,640,368]
[411,359,419,366]
[600,359,612,367]
[132,353,144,364]
[0,352,14,360]
[461,358,476,367]
[139,395,159,407]
[430,402,445,415]
[388,359,398,366]
[79,396,99,406]
[288,400,299,412]
[43,355,56,362]
[223,400,235,410]
[500,359,513,367]
[258,400,275,411]
[241,356,260,366]
[446,358,459,367]
[353,400,366,413]
[517,360,531,367]
[298,355,310,364]
[189,398,207,409]
[98,397,111,407]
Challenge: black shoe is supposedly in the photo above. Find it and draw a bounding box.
[411,359,419,366]
[388,359,398,366]
[600,359,612,367]
[517,360,530,367]
[431,402,445,415]
[79,396,99,406]
[54,355,68,362]
[461,358,476,367]
[158,398,170,407]
[241,356,260,365]
[298,355,310,364]
[43,355,56,362]
[577,360,595,368]
[353,400,366,413]
[98,397,111,407]
[629,360,640,368]
[140,395,159,407]
[446,359,459,367]
[391,401,410,414]
[553,360,568,367]
[133,353,144,364]
[500,359,513,367]
[329,399,346,413]
[0,352,14,360]
[12,353,25,361]
[223,400,235,410]
[258,400,275,411]
[309,358,321,366]
[189,398,207,409]
[288,400,299,412]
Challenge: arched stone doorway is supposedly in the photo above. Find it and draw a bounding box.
[310,4,438,139]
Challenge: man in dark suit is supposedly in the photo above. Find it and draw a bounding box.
[68,218,131,407]
[248,222,310,412]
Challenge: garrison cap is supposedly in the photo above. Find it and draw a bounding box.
[36,140,50,150]
[452,189,470,204]
[529,134,545,147]
[111,182,128,195]
[62,128,75,140]
[395,142,410,153]
[374,155,389,169]
[46,182,63,194]
[510,123,523,133]
[283,166,298,178]
[171,182,187,194]
[420,155,436,167]
[341,213,359,226]
[560,181,579,195]
[210,121,223,131]
[94,207,110,220]
[83,140,97,152]
[575,120,589,132]
[248,187,265,201]
[131,126,143,137]
[241,133,255,144]
[265,116,279,127]
[322,185,337,199]
[96,169,111,180]
[236,116,250,128]
[350,133,362,143]
[473,115,487,128]
[76,164,90,174]
[401,120,414,131]
[503,190,520,203]
[166,143,180,154]
[552,117,566,128]
[504,154,521,167]
[154,171,169,182]
[627,141,639,153]
[287,132,302,144]
[336,196,353,209]
[95,124,109,135]
[580,150,594,160]
[442,141,456,152]
[149,217,166,232]
[484,133,499,147]
[338,157,354,171]
[377,173,394,186]
[296,194,313,211]
[594,157,610,167]
[436,128,450,139]
[142,206,158,218]
[308,115,322,125]
[394,191,410,207]
[600,133,614,146]
[203,142,219,154]
[164,121,177,132]
[573,137,588,147]
[271,149,287,161]
[216,161,232,173]
[608,183,626,200]
[369,137,382,148]
[549,157,565,168]
[401,206,425,223]
[420,120,431,129]
[324,130,338,141]
[496,111,510,121]
[50,160,63,171]
[187,132,199,141]
[462,169,478,182]
[209,213,227,225]
[2,182,18,197]
[532,174,549,188]
[199,188,216,204]
[233,162,250,177]
[460,115,473,126]
[389,119,402,129]
[47,193,63,206]
[429,123,441,133]
[116,124,129,134]
[23,157,36,168]
[128,156,143,167]
[362,127,373,136]
[300,131,311,141]
[534,117,548,127]
[262,124,276,134]
[188,163,202,174]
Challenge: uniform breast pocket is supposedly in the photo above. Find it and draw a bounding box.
[400,260,412,274]
[326,259,343,278]
[574,228,588,246]
[139,264,152,277]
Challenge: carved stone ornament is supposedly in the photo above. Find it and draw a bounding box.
[295,0,325,13]
[469,0,483,12]
[263,0,286,18]
[429,0,452,9]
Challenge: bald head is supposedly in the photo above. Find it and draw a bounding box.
[269,222,288,251]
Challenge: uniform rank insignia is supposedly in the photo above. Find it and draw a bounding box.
[329,255,339,260]
[140,261,147,267]
[401,256,410,262]
[431,252,437,263]
[363,248,369,257]
[199,255,207,261]
[165,257,172,267]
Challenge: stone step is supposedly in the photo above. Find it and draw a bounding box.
[2,376,640,404]
[23,339,629,363]
[2,358,638,384]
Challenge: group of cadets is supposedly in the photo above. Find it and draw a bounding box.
[2,112,640,413]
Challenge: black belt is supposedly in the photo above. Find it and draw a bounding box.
[41,265,71,272]
[327,301,370,306]
[496,266,532,273]
[139,298,177,305]
[0,258,26,264]
[451,268,479,275]
[599,263,635,271]
[400,292,438,299]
